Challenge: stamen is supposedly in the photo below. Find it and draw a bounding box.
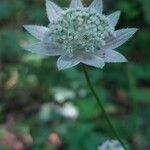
[49,8,115,53]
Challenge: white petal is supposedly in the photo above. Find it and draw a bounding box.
[80,52,105,68]
[46,0,63,22]
[24,42,63,56]
[107,11,121,27]
[23,25,49,40]
[97,50,127,63]
[103,28,138,50]
[57,53,80,70]
[89,0,103,13]
[70,0,83,8]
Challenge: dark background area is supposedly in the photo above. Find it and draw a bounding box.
[0,0,150,150]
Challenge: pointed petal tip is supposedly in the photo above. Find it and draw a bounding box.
[117,55,128,63]
[112,10,121,17]
[57,61,67,71]
[98,61,105,68]
[128,28,139,34]
[23,25,49,40]
[23,25,29,30]
[46,0,63,22]
[46,0,50,4]
[132,28,139,33]
[57,66,61,71]
[23,44,34,53]
[57,66,64,71]
[98,63,105,68]
[125,28,139,37]
[97,50,128,63]
[122,57,128,62]
[46,0,52,6]
[115,10,121,17]
[108,57,128,63]
[89,0,103,13]
[116,10,121,15]
[99,65,104,69]
[23,25,34,31]
[70,0,83,8]
[107,11,121,27]
[23,25,37,31]
[57,61,63,71]
[103,27,139,50]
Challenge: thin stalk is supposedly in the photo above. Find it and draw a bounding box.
[82,65,128,150]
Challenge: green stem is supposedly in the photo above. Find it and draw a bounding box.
[82,65,128,150]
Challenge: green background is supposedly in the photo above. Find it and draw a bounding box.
[0,0,150,149]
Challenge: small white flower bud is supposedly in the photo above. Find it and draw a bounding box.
[100,39,106,46]
[87,20,92,24]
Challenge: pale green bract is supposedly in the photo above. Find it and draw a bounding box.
[98,140,125,150]
[23,0,138,70]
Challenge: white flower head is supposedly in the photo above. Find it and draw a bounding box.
[98,140,125,150]
[56,103,79,119]
[23,0,138,70]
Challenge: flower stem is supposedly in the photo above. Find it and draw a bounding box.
[82,65,128,150]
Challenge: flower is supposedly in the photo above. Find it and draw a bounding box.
[98,140,125,150]
[23,0,138,70]
[56,103,79,119]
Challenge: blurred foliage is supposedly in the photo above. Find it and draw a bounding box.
[0,0,150,150]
